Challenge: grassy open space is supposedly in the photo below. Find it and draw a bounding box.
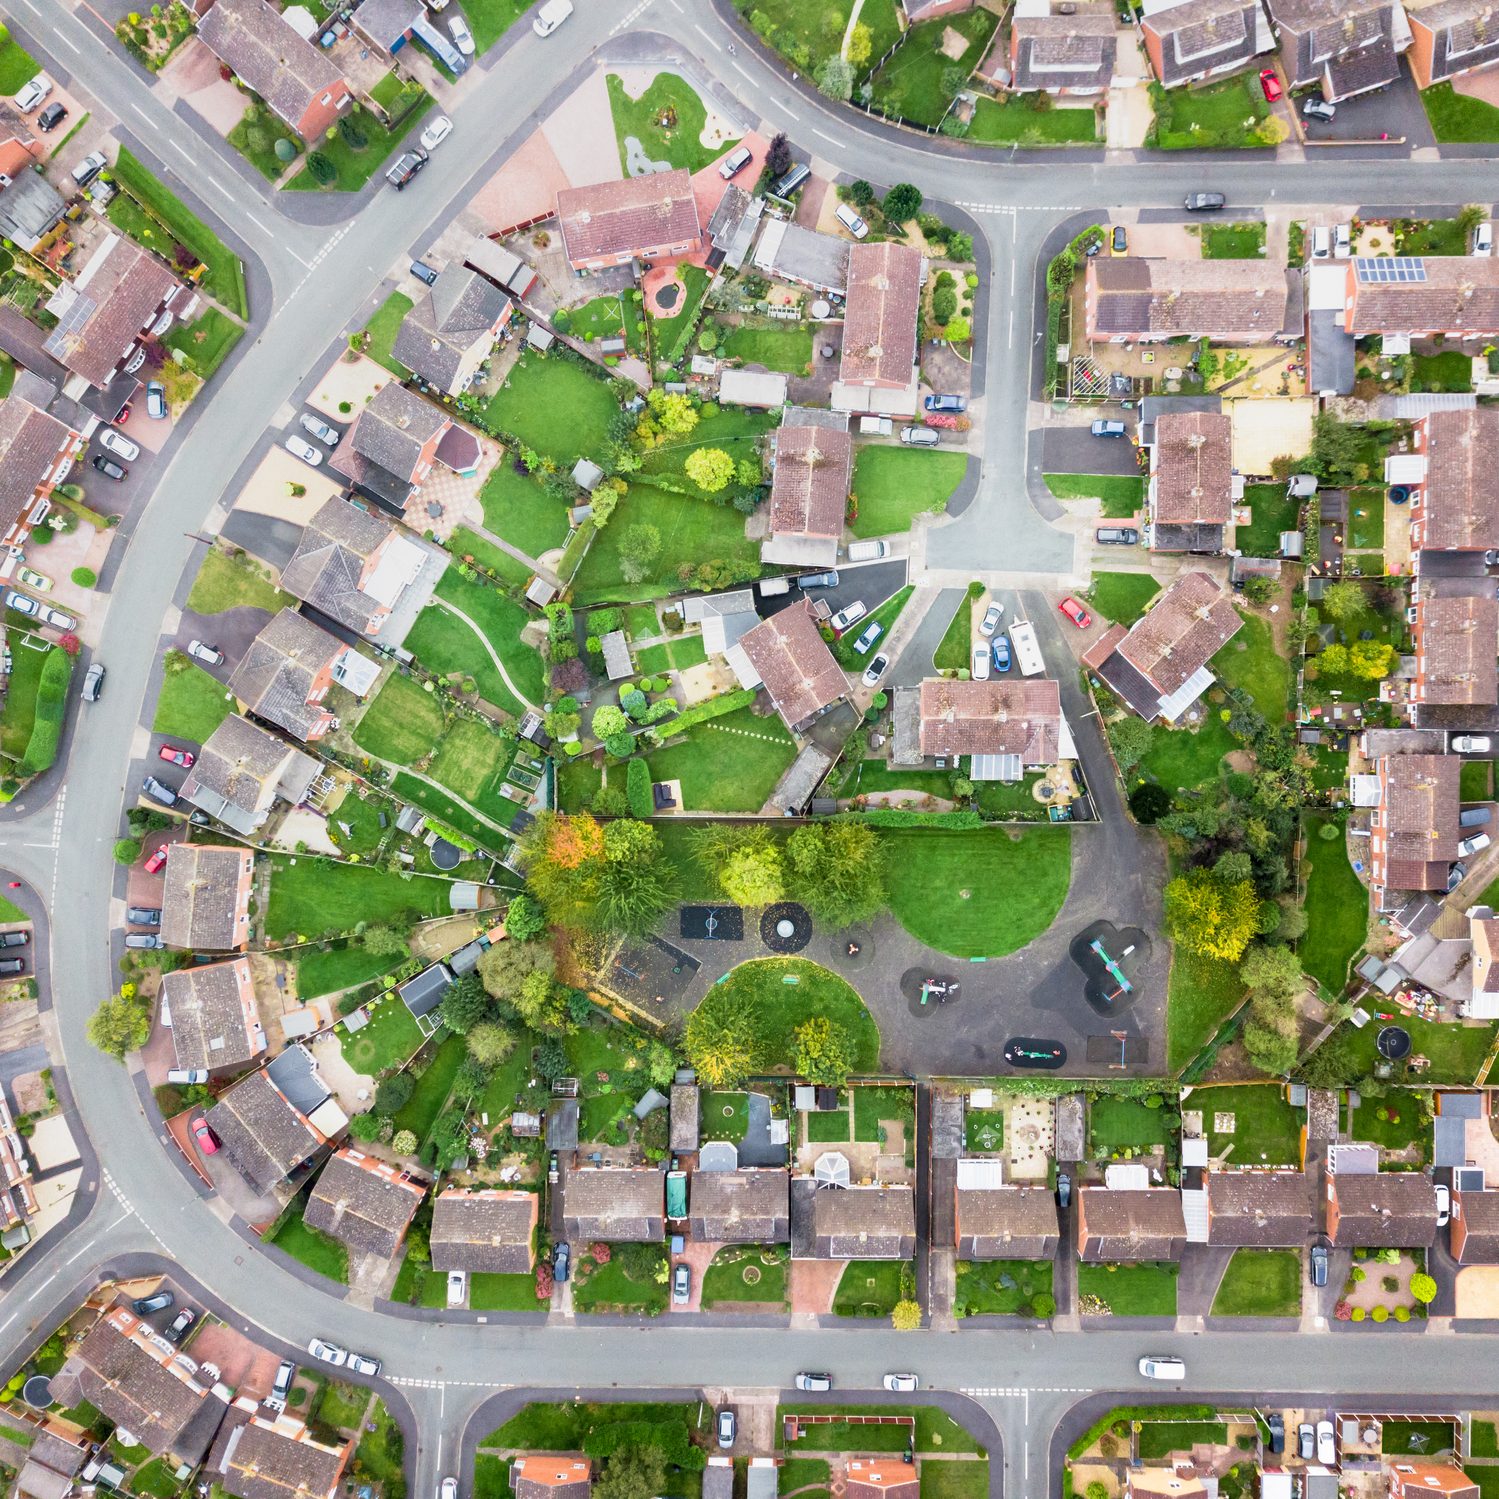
[448,527,534,590]
[363,292,414,378]
[265,857,452,940]
[1186,1083,1301,1165]
[1299,815,1366,995]
[353,672,446,763]
[852,448,967,538]
[298,943,407,1002]
[1137,1422,1228,1460]
[721,322,813,374]
[1421,81,1499,143]
[1148,74,1268,150]
[164,308,243,381]
[479,465,572,560]
[1076,1260,1178,1315]
[854,1084,913,1146]
[187,547,287,615]
[838,759,953,800]
[832,586,912,669]
[1200,222,1267,259]
[1350,1092,1430,1160]
[954,1258,1053,1317]
[392,1033,466,1143]
[883,827,1070,959]
[869,9,997,127]
[353,1401,404,1499]
[833,1259,904,1317]
[733,0,902,76]
[573,1251,669,1316]
[782,1406,982,1454]
[933,586,980,672]
[1213,611,1291,724]
[0,35,39,92]
[1400,216,1469,255]
[1138,712,1236,794]
[640,408,776,502]
[1086,572,1159,627]
[606,72,736,175]
[287,98,431,193]
[426,717,519,825]
[634,635,708,674]
[390,773,513,848]
[0,636,47,761]
[645,703,798,812]
[1348,489,1384,550]
[1238,483,1298,557]
[779,1460,831,1499]
[969,95,1098,144]
[700,1245,788,1308]
[404,571,546,715]
[152,661,232,744]
[918,1466,987,1499]
[338,994,424,1073]
[110,148,248,317]
[485,355,618,468]
[1210,1248,1301,1317]
[487,1402,705,1450]
[1089,1094,1175,1156]
[1043,473,1143,518]
[1166,947,1245,1074]
[267,1200,348,1283]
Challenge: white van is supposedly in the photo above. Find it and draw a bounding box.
[845,540,889,562]
[532,0,573,35]
[1311,226,1331,260]
[859,415,893,436]
[1139,1356,1186,1381]
[835,203,870,240]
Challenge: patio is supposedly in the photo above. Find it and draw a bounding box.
[411,433,504,544]
[232,447,343,524]
[306,351,393,423]
[1005,1096,1055,1180]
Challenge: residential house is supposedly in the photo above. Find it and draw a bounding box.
[0,392,82,553]
[160,843,254,952]
[1084,258,1293,342]
[215,1408,351,1499]
[429,1187,539,1273]
[986,2,1118,93]
[205,1069,328,1195]
[463,237,539,301]
[891,678,1064,773]
[1367,753,1461,899]
[1325,1165,1440,1246]
[1081,569,1244,722]
[1075,1186,1187,1261]
[15,1430,88,1499]
[1343,256,1499,338]
[1407,407,1499,556]
[1266,0,1408,97]
[1410,589,1498,711]
[1451,1182,1499,1261]
[954,1179,1061,1259]
[1141,0,1273,83]
[846,1463,920,1499]
[686,1170,791,1243]
[48,1307,228,1464]
[751,219,850,296]
[511,1458,592,1499]
[1147,409,1235,553]
[1470,914,1499,1017]
[329,382,469,517]
[0,107,65,252]
[1386,1464,1480,1499]
[1406,0,1499,88]
[762,411,852,568]
[160,958,266,1075]
[555,171,702,272]
[704,184,763,273]
[228,608,352,744]
[1126,1475,1210,1499]
[791,1182,918,1259]
[832,240,925,417]
[198,0,354,141]
[181,715,320,838]
[392,267,512,396]
[0,104,42,179]
[730,599,848,732]
[558,1166,665,1242]
[0,1087,37,1244]
[279,496,428,637]
[43,235,187,391]
[304,1147,426,1259]
[1204,1170,1314,1245]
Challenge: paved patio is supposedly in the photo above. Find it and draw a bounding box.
[233,447,344,521]
[161,37,247,137]
[307,352,393,423]
[416,433,503,544]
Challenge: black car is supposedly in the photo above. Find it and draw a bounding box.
[0,931,28,948]
[1096,526,1139,545]
[1055,1171,1072,1209]
[1266,1414,1284,1454]
[36,102,67,132]
[126,907,162,927]
[91,455,127,481]
[0,957,24,976]
[142,775,178,807]
[385,148,428,190]
[132,1290,175,1316]
[1184,192,1226,211]
[1310,1239,1329,1287]
[411,260,440,287]
[553,1242,570,1282]
[165,1308,197,1344]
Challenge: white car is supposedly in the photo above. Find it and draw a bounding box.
[99,428,140,462]
[307,1338,348,1367]
[39,603,75,631]
[299,412,341,445]
[882,1374,918,1392]
[348,1352,381,1377]
[1454,735,1493,754]
[1476,222,1494,257]
[861,652,889,688]
[285,436,325,467]
[16,567,51,592]
[446,1270,467,1307]
[187,640,224,666]
[1436,1182,1451,1227]
[420,115,453,152]
[979,602,1004,637]
[448,13,475,52]
[828,601,867,633]
[1138,1356,1185,1381]
[971,644,990,681]
[440,1481,458,1499]
[14,75,50,113]
[1316,1421,1335,1466]
[532,0,573,34]
[6,590,39,618]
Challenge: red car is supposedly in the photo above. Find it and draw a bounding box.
[190,1116,219,1155]
[144,846,168,875]
[1259,67,1283,101]
[158,744,195,768]
[116,402,132,425]
[1059,596,1093,629]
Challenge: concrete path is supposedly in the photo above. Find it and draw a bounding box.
[430,596,541,712]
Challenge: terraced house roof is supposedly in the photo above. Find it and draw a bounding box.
[430,1188,538,1273]
[198,0,348,134]
[686,1170,791,1243]
[206,1070,321,1194]
[304,1148,426,1258]
[559,1166,665,1242]
[1347,255,1499,334]
[1419,407,1499,549]
[0,394,73,535]
[808,1185,917,1259]
[218,1415,350,1499]
[1087,257,1292,339]
[954,1183,1061,1259]
[916,678,1062,762]
[1115,569,1242,695]
[160,958,263,1073]
[1153,410,1234,525]
[160,843,253,951]
[769,421,852,539]
[1076,1185,1187,1260]
[1414,592,1499,704]
[228,608,342,741]
[1328,1168,1440,1246]
[1205,1169,1315,1246]
[1378,753,1462,890]
[839,241,924,387]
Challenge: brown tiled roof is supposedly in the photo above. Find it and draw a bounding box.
[810,1185,917,1258]
[206,1071,319,1193]
[916,678,1062,761]
[1115,570,1242,695]
[1012,12,1118,89]
[1143,0,1264,84]
[1088,258,1291,338]
[198,0,348,135]
[1349,256,1499,334]
[737,599,847,730]
[1329,1169,1439,1246]
[1415,593,1498,704]
[1205,1170,1314,1246]
[219,1417,349,1499]
[512,1456,591,1499]
[430,1188,537,1273]
[1473,917,1499,995]
[1076,1186,1186,1261]
[847,1462,919,1499]
[1153,411,1233,525]
[160,958,262,1072]
[1420,408,1499,550]
[559,1166,665,1242]
[954,1184,1061,1259]
[228,608,341,741]
[160,843,252,951]
[839,241,924,387]
[769,422,851,540]
[1380,753,1461,890]
[1387,1464,1480,1499]
[686,1169,791,1243]
[0,394,73,535]
[1407,0,1499,83]
[182,714,319,826]
[1454,1188,1499,1260]
[280,497,396,634]
[391,267,509,392]
[304,1148,425,1258]
[345,383,448,483]
[555,171,700,264]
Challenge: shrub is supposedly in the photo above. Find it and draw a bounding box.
[374,1072,415,1116]
[306,151,336,185]
[626,758,653,819]
[113,838,142,865]
[71,567,97,588]
[1371,1305,1388,1322]
[660,687,756,736]
[19,648,72,775]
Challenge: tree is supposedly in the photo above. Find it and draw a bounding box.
[1310,411,1374,484]
[944,317,971,343]
[504,893,547,943]
[767,132,792,177]
[1320,579,1366,622]
[684,446,734,492]
[817,55,854,99]
[1107,716,1154,774]
[440,973,494,1034]
[891,1299,921,1330]
[684,996,762,1088]
[478,939,555,1003]
[392,1129,418,1155]
[1409,1271,1437,1305]
[785,819,886,927]
[1086,1485,1110,1499]
[113,838,142,865]
[591,818,679,936]
[1459,203,1488,235]
[645,388,699,436]
[514,969,569,1032]
[846,19,872,66]
[88,994,149,1058]
[454,1056,491,1098]
[1243,1014,1299,1076]
[467,1020,518,1067]
[596,1446,668,1499]
[1243,576,1276,604]
[847,179,876,207]
[1240,942,1305,1004]
[348,1111,389,1142]
[693,823,785,907]
[374,1072,415,1116]
[883,183,922,223]
[792,1016,858,1087]
[360,924,409,957]
[1316,642,1350,676]
[736,456,761,487]
[592,704,629,741]
[619,523,662,584]
[1163,868,1261,963]
[1350,639,1396,680]
[1128,783,1172,824]
[1214,850,1253,884]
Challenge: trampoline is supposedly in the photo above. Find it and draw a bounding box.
[681,905,744,942]
[429,838,463,871]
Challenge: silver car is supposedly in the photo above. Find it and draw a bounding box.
[979,603,1004,637]
[99,428,141,462]
[307,1338,348,1367]
[299,413,341,445]
[285,435,324,466]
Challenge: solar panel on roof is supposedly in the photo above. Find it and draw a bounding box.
[1354,257,1427,283]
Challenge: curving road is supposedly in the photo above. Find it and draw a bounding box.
[5,3,1499,1497]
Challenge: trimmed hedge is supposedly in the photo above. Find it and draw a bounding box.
[659,687,757,737]
[20,647,72,775]
[626,757,653,819]
[852,808,985,828]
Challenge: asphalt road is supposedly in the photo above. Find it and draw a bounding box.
[5,3,1499,1497]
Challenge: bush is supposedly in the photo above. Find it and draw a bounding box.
[306,151,336,185]
[626,758,653,819]
[931,286,957,324]
[374,1071,415,1116]
[660,687,757,736]
[19,648,72,775]
[71,567,97,588]
[113,838,142,865]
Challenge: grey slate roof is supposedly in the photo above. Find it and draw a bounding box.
[559,1166,665,1242]
[1012,12,1118,89]
[218,1417,348,1499]
[1205,1169,1314,1246]
[346,383,448,483]
[686,1169,790,1243]
[1329,1170,1439,1247]
[955,1184,1061,1259]
[0,170,66,250]
[160,843,252,951]
[197,0,348,135]
[1408,0,1499,83]
[206,1070,320,1194]
[304,1149,426,1258]
[181,714,319,834]
[799,1185,917,1259]
[392,266,509,392]
[0,393,74,537]
[160,958,262,1073]
[1077,1185,1187,1261]
[228,608,342,741]
[430,1188,537,1273]
[279,497,398,634]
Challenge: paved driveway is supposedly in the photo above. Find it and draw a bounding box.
[1299,73,1434,150]
[1042,426,1140,477]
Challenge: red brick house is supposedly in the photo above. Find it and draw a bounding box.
[1367,753,1461,899]
[1343,255,1499,337]
[1410,590,1497,710]
[832,241,925,416]
[1407,407,1499,556]
[0,393,82,553]
[227,608,348,743]
[1386,1464,1480,1499]
[1141,0,1272,85]
[1406,0,1499,87]
[762,411,852,568]
[555,172,701,271]
[1085,257,1293,342]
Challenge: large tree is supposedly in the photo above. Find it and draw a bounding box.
[792,1016,858,1087]
[478,939,556,1006]
[1107,716,1154,774]
[684,446,735,492]
[440,973,493,1034]
[513,968,569,1033]
[1163,867,1260,963]
[88,994,150,1059]
[692,823,784,907]
[467,1020,518,1066]
[504,893,548,943]
[591,818,679,936]
[596,1447,669,1499]
[786,819,886,927]
[1319,580,1366,622]
[684,991,763,1088]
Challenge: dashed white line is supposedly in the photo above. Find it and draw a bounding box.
[692,23,720,50]
[731,60,756,85]
[812,127,840,145]
[12,0,37,14]
[130,102,152,124]
[171,141,195,165]
[51,29,81,54]
[780,105,800,121]
[246,212,272,235]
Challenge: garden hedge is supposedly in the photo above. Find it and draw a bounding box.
[660,687,757,736]
[626,757,653,819]
[853,808,985,828]
[20,648,72,775]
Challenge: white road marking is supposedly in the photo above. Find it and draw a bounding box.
[171,141,195,165]
[51,29,80,54]
[732,61,756,85]
[247,212,272,235]
[130,102,152,124]
[693,23,720,50]
[812,127,840,144]
[780,105,800,121]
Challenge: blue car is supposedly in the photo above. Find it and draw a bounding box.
[992,635,1011,672]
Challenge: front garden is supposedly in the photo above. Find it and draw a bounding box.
[1210,1248,1302,1317]
[867,10,998,127]
[851,448,967,537]
[954,1258,1055,1317]
[287,96,432,193]
[1077,1260,1179,1316]
[700,1244,789,1309]
[1147,75,1275,150]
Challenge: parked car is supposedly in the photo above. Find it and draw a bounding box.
[1059,596,1092,629]
[716,1409,736,1448]
[5,590,38,618]
[850,619,883,655]
[991,635,1011,673]
[447,1271,467,1307]
[146,381,168,419]
[1303,97,1336,121]
[1436,1182,1451,1226]
[1476,222,1494,257]
[1335,222,1352,258]
[1298,1425,1315,1461]
[796,570,839,589]
[307,1339,348,1367]
[271,1360,295,1406]
[553,1242,570,1282]
[144,847,168,875]
[882,1374,918,1392]
[971,644,990,681]
[158,744,196,768]
[1110,225,1128,256]
[132,1290,174,1316]
[1090,419,1127,437]
[349,1353,381,1377]
[410,260,440,292]
[166,1308,198,1343]
[861,652,889,688]
[1309,1239,1329,1287]
[0,932,28,948]
[99,427,140,461]
[1096,526,1139,545]
[1449,861,1469,893]
[0,958,23,976]
[14,75,51,112]
[1258,67,1282,100]
[834,203,870,240]
[718,145,752,181]
[16,567,51,591]
[82,663,105,702]
[40,603,76,630]
[829,601,867,633]
[899,426,940,447]
[1266,1414,1285,1455]
[189,1117,218,1155]
[420,114,453,151]
[386,148,429,190]
[166,1067,207,1085]
[1459,832,1492,857]
[127,907,162,927]
[1462,807,1492,828]
[440,1480,458,1499]
[125,933,165,950]
[187,640,224,665]
[1138,1356,1185,1380]
[1055,1171,1071,1209]
[91,455,127,481]
[845,540,889,561]
[71,151,107,188]
[142,775,179,807]
[1454,735,1493,753]
[672,1263,691,1305]
[300,413,340,445]
[1184,191,1226,212]
[924,393,966,413]
[1316,1422,1335,1466]
[285,435,325,467]
[794,1373,832,1391]
[36,101,67,132]
[979,602,1004,637]
[532,0,573,33]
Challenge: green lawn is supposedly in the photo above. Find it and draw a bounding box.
[287,98,432,192]
[485,355,619,469]
[1185,1084,1302,1165]
[1350,1091,1430,1161]
[1400,216,1469,256]
[832,1259,904,1317]
[163,309,243,381]
[468,1271,547,1310]
[1137,1422,1228,1460]
[1138,712,1236,794]
[869,9,998,128]
[110,147,247,318]
[1210,1248,1302,1316]
[129,1458,182,1499]
[700,1245,789,1307]
[838,759,953,800]
[1412,350,1474,394]
[1149,75,1269,150]
[853,1084,913,1145]
[486,1402,706,1450]
[1089,1095,1175,1156]
[390,773,512,848]
[354,1402,405,1499]
[455,0,530,52]
[954,1258,1053,1317]
[1086,572,1160,627]
[732,0,902,76]
[1462,760,1493,800]
[1200,222,1267,259]
[1238,483,1298,557]
[918,1465,987,1499]
[883,827,1070,959]
[969,95,1098,144]
[268,1202,348,1283]
[0,636,48,761]
[1382,1420,1460,1457]
[187,547,287,615]
[1421,81,1499,143]
[640,408,777,503]
[649,264,712,362]
[1348,489,1385,550]
[298,943,408,1002]
[1213,611,1291,724]
[634,636,709,674]
[480,464,572,560]
[1076,1260,1178,1315]
[851,448,968,538]
[933,585,980,672]
[721,322,813,375]
[363,291,414,378]
[782,1407,982,1455]
[646,703,798,812]
[1166,947,1246,1074]
[699,1090,749,1143]
[561,291,646,355]
[780,1460,831,1499]
[964,1108,1005,1152]
[1044,473,1143,518]
[265,856,452,940]
[226,101,303,180]
[0,36,39,92]
[828,580,907,667]
[1305,1015,1498,1087]
[152,661,232,743]
[447,527,534,590]
[0,892,24,924]
[426,717,520,824]
[606,72,736,175]
[354,672,447,763]
[315,1380,369,1432]
[1299,815,1366,996]
[393,1032,466,1142]
[573,1251,669,1315]
[338,994,424,1072]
